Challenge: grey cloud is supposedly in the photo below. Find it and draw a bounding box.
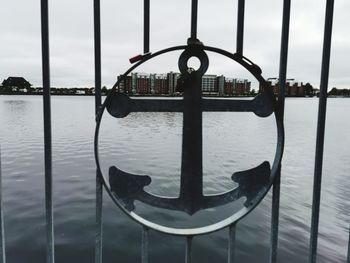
[0,0,348,89]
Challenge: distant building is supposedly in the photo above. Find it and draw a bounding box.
[167,71,180,95]
[235,79,251,95]
[75,89,85,95]
[327,87,350,97]
[217,75,225,96]
[35,87,43,93]
[152,74,168,95]
[2,77,32,92]
[87,87,95,94]
[224,78,235,95]
[117,72,252,96]
[262,78,306,97]
[202,75,217,94]
[134,73,149,95]
[117,75,133,94]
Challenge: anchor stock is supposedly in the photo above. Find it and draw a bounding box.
[106,91,274,119]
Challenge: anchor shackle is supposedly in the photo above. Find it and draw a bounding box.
[178,45,209,76]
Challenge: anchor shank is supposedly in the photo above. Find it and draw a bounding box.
[180,72,203,204]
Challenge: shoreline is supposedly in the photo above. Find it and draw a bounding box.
[1,92,348,98]
[0,92,256,98]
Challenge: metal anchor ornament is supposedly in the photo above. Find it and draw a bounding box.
[105,44,273,214]
[94,43,284,233]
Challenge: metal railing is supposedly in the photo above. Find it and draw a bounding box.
[0,0,342,262]
[40,0,54,261]
[0,149,5,263]
[309,1,335,262]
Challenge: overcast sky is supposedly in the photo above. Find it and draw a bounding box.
[1,0,349,89]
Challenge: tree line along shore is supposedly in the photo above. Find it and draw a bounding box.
[1,76,349,97]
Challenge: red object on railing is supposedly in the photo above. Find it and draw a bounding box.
[129,52,151,64]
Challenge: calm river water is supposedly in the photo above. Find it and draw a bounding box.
[0,95,349,263]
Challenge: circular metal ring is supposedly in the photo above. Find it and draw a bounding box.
[94,45,284,236]
[178,46,209,75]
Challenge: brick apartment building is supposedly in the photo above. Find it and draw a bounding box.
[260,78,306,97]
[117,72,251,96]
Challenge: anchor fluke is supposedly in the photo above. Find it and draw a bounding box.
[109,166,151,211]
[232,161,270,207]
[108,162,272,214]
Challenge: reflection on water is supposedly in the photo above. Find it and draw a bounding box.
[0,95,349,263]
[3,99,29,105]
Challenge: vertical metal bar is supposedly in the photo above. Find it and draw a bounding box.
[94,0,103,263]
[228,223,236,263]
[277,0,291,115]
[0,149,6,263]
[270,167,281,263]
[270,1,290,262]
[95,172,103,263]
[185,236,193,263]
[41,0,55,262]
[236,0,245,55]
[347,227,350,263]
[309,0,335,262]
[190,0,198,39]
[94,0,102,112]
[141,227,149,263]
[143,0,150,53]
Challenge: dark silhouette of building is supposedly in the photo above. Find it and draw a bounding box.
[260,78,307,97]
[1,77,32,92]
[328,87,350,97]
